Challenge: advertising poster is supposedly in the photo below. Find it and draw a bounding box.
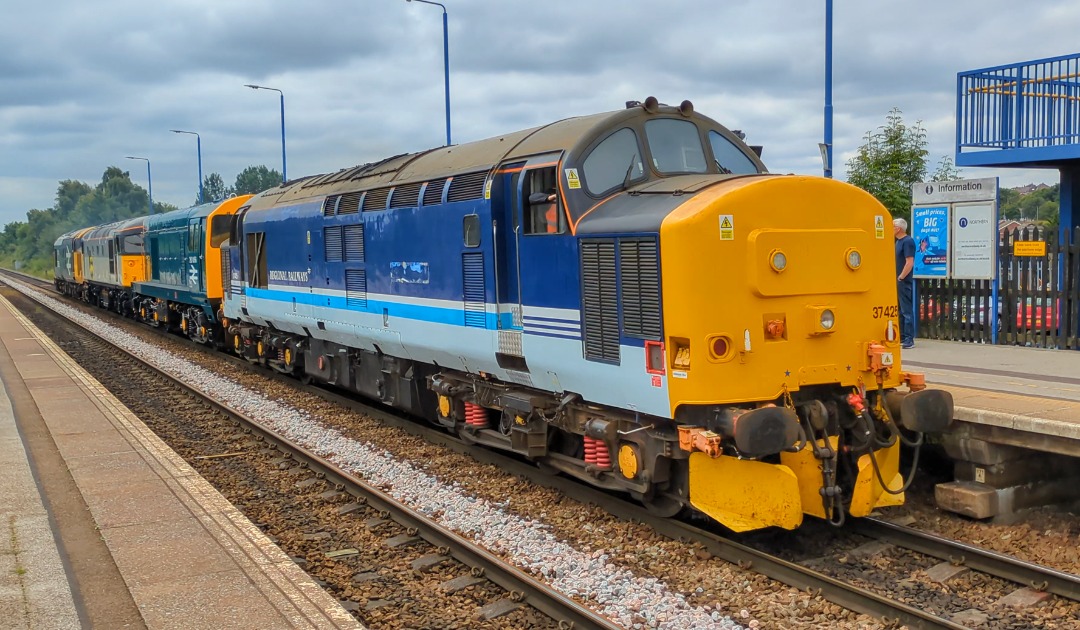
[911,205,949,278]
[951,202,996,280]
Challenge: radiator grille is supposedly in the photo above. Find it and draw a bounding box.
[447,172,487,203]
[324,226,343,262]
[423,178,447,205]
[345,269,367,308]
[343,224,364,262]
[322,195,339,216]
[619,238,662,340]
[462,252,486,328]
[222,250,232,295]
[362,188,390,211]
[580,239,620,363]
[337,191,361,215]
[389,182,423,208]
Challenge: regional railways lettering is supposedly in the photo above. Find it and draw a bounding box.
[269,270,310,282]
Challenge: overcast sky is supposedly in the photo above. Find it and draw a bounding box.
[2,1,1076,226]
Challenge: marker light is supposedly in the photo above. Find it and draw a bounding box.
[820,309,835,330]
[770,249,787,273]
[710,336,732,360]
[846,248,862,270]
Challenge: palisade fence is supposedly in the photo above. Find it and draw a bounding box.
[916,226,1080,349]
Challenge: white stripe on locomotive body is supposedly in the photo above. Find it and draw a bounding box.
[227,285,671,418]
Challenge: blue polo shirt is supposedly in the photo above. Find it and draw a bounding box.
[895,235,915,283]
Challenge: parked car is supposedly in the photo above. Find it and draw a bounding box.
[919,298,947,320]
[1016,297,1059,330]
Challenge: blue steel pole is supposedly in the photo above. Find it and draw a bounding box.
[991,182,1000,344]
[442,8,451,146]
[824,0,833,178]
[146,161,153,214]
[407,0,451,146]
[279,91,287,182]
[244,85,287,183]
[171,130,203,203]
[126,156,152,214]
[196,135,204,203]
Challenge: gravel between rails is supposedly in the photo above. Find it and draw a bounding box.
[19,273,1080,628]
[7,280,789,629]
[7,278,887,629]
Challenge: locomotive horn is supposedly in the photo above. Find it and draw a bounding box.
[643,96,660,114]
[678,100,694,117]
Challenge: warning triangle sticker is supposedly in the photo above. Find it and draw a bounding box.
[720,217,732,229]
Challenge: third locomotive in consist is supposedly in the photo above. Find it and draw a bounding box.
[55,98,953,531]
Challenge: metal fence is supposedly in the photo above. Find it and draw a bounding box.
[917,226,1080,349]
[958,53,1080,153]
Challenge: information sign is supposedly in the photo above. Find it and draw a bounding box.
[951,202,996,279]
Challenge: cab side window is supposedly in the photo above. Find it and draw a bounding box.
[522,167,565,235]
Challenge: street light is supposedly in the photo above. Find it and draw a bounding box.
[823,0,833,179]
[405,0,452,146]
[244,84,287,183]
[125,156,153,215]
[170,129,203,204]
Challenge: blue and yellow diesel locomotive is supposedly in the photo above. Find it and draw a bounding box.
[53,99,952,530]
[204,98,953,531]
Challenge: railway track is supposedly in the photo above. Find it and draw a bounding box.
[852,517,1080,603]
[3,274,615,629]
[7,270,1080,629]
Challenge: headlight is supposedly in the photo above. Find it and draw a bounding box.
[820,309,835,330]
[846,248,862,270]
[770,249,787,273]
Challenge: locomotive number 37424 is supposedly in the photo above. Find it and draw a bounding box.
[872,305,899,319]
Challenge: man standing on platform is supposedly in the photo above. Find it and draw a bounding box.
[894,218,915,349]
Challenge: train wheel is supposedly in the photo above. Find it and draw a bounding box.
[639,491,683,518]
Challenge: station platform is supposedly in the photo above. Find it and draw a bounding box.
[0,292,363,629]
[903,340,1080,454]
[902,340,1080,520]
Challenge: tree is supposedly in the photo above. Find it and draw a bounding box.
[201,173,228,203]
[233,165,282,196]
[845,108,929,223]
[930,155,961,182]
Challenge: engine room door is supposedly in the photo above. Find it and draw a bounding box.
[187,218,204,291]
[490,162,525,368]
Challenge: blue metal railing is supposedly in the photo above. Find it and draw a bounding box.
[957,53,1080,154]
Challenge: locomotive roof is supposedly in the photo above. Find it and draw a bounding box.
[245,107,729,210]
[143,199,230,229]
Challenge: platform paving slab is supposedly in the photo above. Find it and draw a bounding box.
[0,374,81,630]
[0,291,363,629]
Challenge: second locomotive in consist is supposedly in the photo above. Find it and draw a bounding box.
[57,98,953,531]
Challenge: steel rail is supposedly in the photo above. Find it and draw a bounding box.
[7,272,1061,629]
[3,276,620,630]
[856,517,1080,602]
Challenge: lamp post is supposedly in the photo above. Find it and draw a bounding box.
[406,0,451,146]
[823,0,833,179]
[125,156,153,214]
[170,129,203,203]
[244,84,287,183]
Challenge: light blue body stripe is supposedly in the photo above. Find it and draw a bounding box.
[247,287,516,329]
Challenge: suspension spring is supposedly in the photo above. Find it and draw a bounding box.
[464,402,489,429]
[584,436,612,470]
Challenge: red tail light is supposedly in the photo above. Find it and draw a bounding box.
[645,340,665,374]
